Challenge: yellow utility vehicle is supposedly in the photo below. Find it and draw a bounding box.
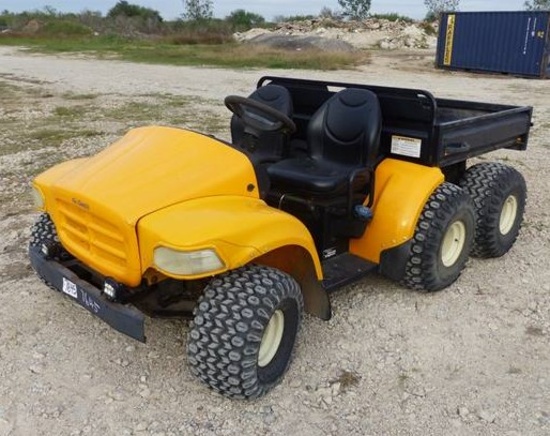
[29,77,532,399]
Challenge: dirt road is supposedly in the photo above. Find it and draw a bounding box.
[0,46,549,436]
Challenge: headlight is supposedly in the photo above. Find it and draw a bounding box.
[31,185,45,210]
[153,247,225,276]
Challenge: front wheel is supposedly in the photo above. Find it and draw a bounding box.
[401,182,475,292]
[459,162,526,258]
[29,213,68,288]
[29,213,60,253]
[186,265,304,399]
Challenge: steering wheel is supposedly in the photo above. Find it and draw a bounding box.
[224,95,296,136]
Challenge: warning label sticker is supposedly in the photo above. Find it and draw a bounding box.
[391,135,422,158]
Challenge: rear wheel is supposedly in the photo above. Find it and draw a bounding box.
[186,264,303,399]
[401,182,475,292]
[459,162,526,258]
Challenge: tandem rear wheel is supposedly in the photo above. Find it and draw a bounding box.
[459,162,526,258]
[401,182,476,292]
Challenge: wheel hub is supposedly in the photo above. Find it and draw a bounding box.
[441,220,467,267]
[499,195,518,235]
[258,309,285,367]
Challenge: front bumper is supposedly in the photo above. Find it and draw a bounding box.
[29,246,145,342]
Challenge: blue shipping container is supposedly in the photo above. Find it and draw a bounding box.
[436,11,550,78]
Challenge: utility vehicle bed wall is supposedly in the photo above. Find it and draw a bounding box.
[258,76,532,168]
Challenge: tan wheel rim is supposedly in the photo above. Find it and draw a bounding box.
[499,195,518,235]
[258,310,284,367]
[441,221,467,267]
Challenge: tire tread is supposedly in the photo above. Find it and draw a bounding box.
[401,182,475,292]
[187,264,303,399]
[459,162,526,258]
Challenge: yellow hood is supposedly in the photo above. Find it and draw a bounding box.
[36,126,259,224]
[33,126,258,286]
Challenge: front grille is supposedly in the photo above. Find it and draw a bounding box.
[56,199,130,277]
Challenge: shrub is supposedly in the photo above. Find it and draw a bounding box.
[419,21,437,36]
[273,14,316,23]
[338,0,371,20]
[166,19,233,44]
[370,13,415,23]
[107,1,162,22]
[40,20,92,36]
[226,9,265,31]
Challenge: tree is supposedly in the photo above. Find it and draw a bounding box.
[226,9,265,31]
[524,0,550,10]
[182,0,213,21]
[337,0,371,20]
[43,5,59,17]
[319,7,341,20]
[107,1,162,21]
[424,0,460,20]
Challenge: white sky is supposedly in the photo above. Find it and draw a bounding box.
[0,1,528,20]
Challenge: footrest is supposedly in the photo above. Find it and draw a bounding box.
[322,253,376,292]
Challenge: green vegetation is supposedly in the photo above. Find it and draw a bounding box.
[28,128,103,148]
[424,0,460,21]
[419,21,437,36]
[166,19,234,44]
[62,92,99,100]
[54,105,89,118]
[338,0,371,20]
[0,5,369,70]
[273,14,316,22]
[107,1,163,22]
[226,9,265,32]
[524,0,550,10]
[0,34,367,70]
[371,13,414,23]
[182,0,213,21]
[40,20,93,36]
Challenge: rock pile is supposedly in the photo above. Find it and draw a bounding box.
[234,18,438,51]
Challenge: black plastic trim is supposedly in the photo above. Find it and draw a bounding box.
[322,252,377,292]
[29,246,146,342]
[379,240,413,282]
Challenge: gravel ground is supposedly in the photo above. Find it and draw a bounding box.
[0,46,549,436]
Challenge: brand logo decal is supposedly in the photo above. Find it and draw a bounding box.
[72,198,90,210]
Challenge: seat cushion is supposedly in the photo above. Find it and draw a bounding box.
[268,157,351,195]
[267,88,379,198]
[308,88,381,170]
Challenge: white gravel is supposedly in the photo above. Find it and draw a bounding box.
[1,46,549,436]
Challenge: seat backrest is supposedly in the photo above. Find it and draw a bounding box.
[307,88,381,169]
[230,85,293,162]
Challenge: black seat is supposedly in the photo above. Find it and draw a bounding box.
[230,84,293,163]
[267,88,382,196]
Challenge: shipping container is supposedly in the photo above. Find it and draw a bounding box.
[436,11,550,78]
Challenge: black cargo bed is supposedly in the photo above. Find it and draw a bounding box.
[258,76,532,168]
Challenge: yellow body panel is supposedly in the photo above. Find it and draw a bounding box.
[138,195,322,280]
[35,126,259,224]
[33,126,260,286]
[350,158,444,263]
[33,125,442,289]
[32,158,88,194]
